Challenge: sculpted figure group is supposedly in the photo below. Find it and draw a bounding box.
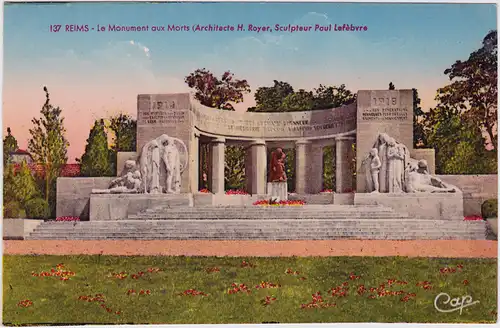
[92,134,187,194]
[269,148,287,182]
[364,133,458,194]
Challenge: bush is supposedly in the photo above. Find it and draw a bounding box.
[3,201,22,218]
[24,198,50,219]
[481,199,498,219]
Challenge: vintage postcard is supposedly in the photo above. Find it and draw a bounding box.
[2,1,498,326]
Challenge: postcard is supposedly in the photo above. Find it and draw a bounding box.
[2,1,498,326]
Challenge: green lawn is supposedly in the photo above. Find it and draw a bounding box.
[3,255,497,325]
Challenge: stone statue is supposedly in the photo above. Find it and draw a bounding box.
[367,148,382,193]
[269,148,287,182]
[149,140,162,194]
[371,133,390,192]
[405,160,458,193]
[92,160,142,194]
[387,137,407,193]
[162,136,182,193]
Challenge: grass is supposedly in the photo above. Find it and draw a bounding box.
[3,255,497,325]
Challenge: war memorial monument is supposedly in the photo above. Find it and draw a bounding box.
[28,90,487,240]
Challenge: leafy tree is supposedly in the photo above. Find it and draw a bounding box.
[3,163,17,204]
[250,82,356,112]
[3,127,18,164]
[313,84,357,110]
[322,146,335,190]
[28,86,69,214]
[79,119,114,177]
[389,82,395,90]
[249,80,295,112]
[424,105,495,174]
[436,29,497,150]
[108,114,137,152]
[281,89,315,112]
[224,145,245,190]
[14,160,40,206]
[185,68,251,110]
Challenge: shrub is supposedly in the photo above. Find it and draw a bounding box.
[3,201,22,218]
[24,198,50,219]
[481,199,498,219]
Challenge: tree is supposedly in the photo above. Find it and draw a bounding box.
[14,160,40,206]
[79,119,114,177]
[224,145,246,190]
[424,104,495,174]
[28,86,69,212]
[436,30,497,150]
[281,89,315,112]
[3,127,19,164]
[249,80,294,112]
[108,114,137,152]
[389,82,395,90]
[185,68,251,110]
[312,84,357,110]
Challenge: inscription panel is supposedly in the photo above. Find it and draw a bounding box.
[192,101,357,139]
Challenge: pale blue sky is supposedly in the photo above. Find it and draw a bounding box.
[2,2,497,161]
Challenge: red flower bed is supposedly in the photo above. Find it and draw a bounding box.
[301,292,336,309]
[56,216,80,222]
[206,267,220,273]
[17,299,33,308]
[199,188,210,193]
[78,293,120,315]
[31,263,75,281]
[127,289,151,296]
[262,296,277,306]
[241,260,255,268]
[320,189,333,193]
[464,215,484,221]
[178,289,207,296]
[227,283,251,294]
[253,200,305,206]
[255,281,281,289]
[225,189,249,195]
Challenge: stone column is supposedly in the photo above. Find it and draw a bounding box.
[310,144,323,193]
[210,137,225,194]
[249,139,266,195]
[190,132,200,193]
[244,145,253,193]
[335,136,355,193]
[295,140,310,194]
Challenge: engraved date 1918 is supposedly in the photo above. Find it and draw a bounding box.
[372,97,397,106]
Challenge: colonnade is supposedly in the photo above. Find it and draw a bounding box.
[191,133,355,195]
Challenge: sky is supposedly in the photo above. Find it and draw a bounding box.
[2,2,497,162]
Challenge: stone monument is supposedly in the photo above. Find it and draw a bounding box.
[267,148,288,201]
[92,134,187,195]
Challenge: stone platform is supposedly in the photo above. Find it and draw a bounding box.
[90,193,193,221]
[354,192,464,221]
[26,204,487,240]
[26,219,486,240]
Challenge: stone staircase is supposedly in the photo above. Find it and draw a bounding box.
[26,205,487,240]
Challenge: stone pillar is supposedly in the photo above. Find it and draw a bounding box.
[249,139,266,195]
[295,140,310,194]
[190,132,200,193]
[244,145,253,193]
[336,136,355,193]
[310,144,323,193]
[210,138,225,194]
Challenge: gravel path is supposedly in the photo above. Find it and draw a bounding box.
[3,240,497,258]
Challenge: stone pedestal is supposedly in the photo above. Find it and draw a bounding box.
[354,192,464,220]
[267,182,288,201]
[90,193,194,220]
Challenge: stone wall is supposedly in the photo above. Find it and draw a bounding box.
[438,175,498,216]
[56,177,114,219]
